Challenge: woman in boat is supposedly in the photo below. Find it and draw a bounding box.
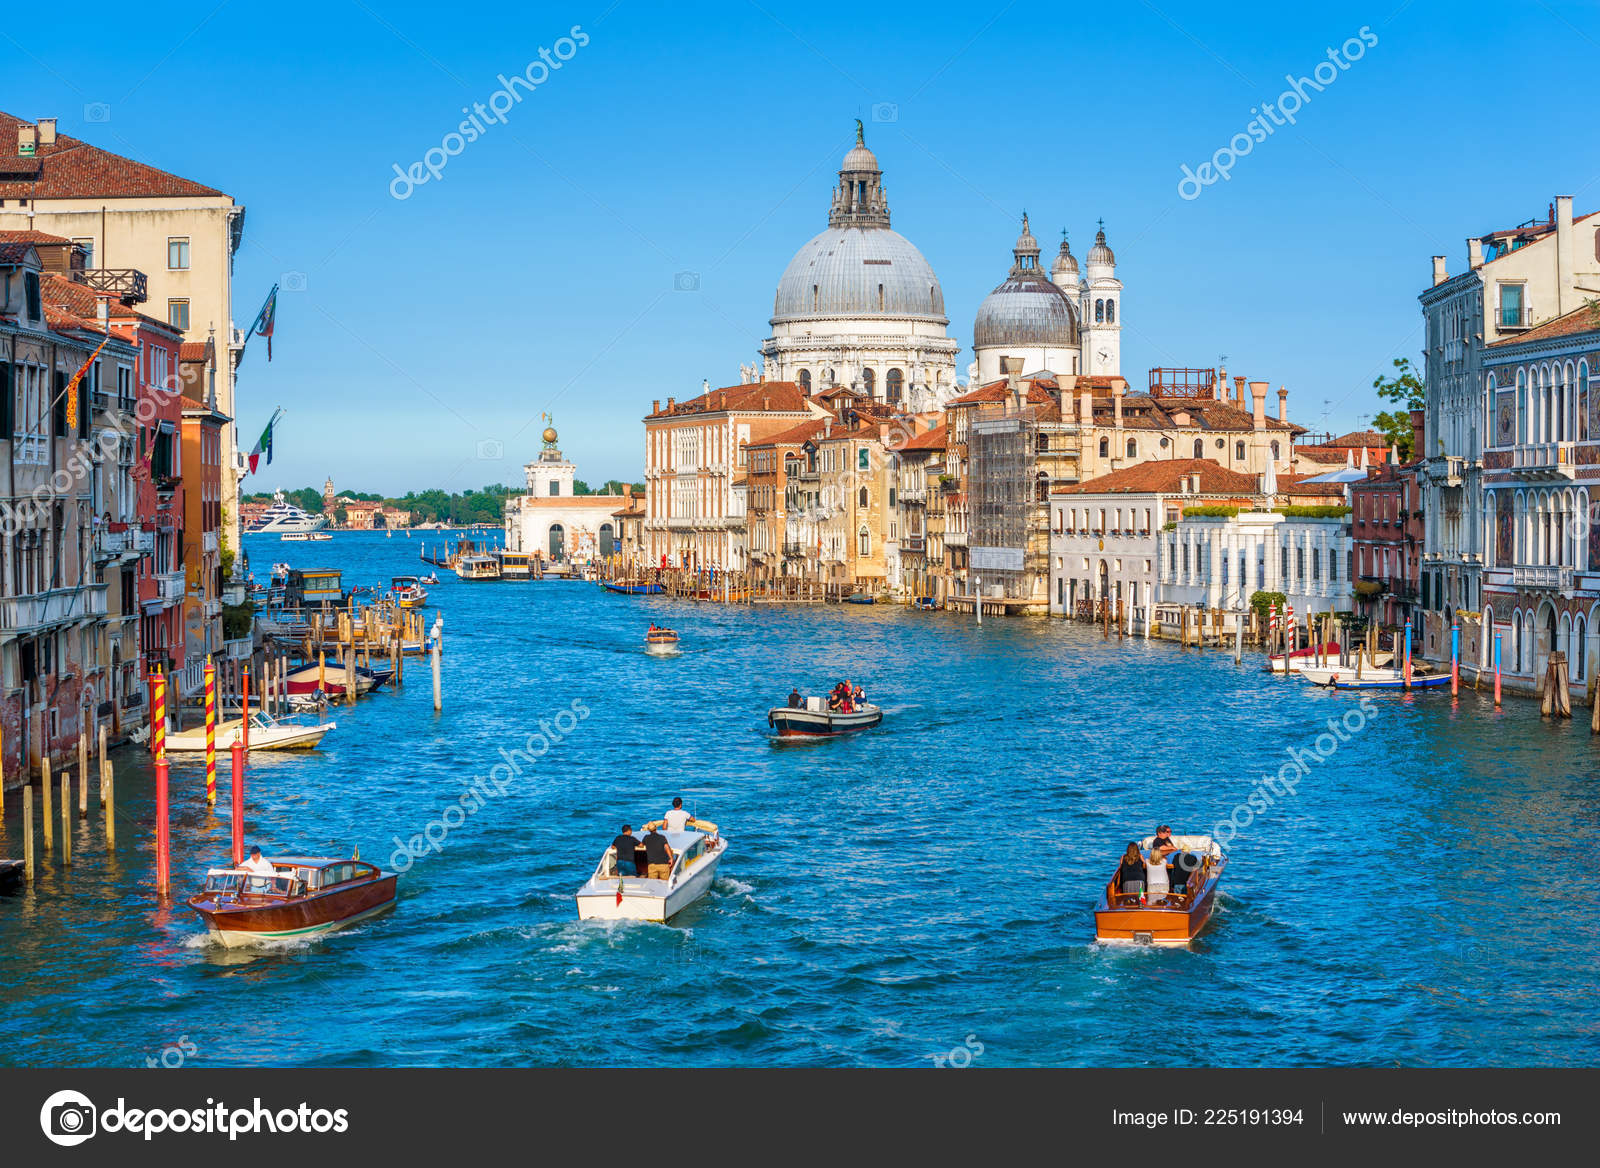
[1116,843,1145,900]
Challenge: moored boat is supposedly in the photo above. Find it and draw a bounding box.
[456,554,502,581]
[768,696,882,737]
[188,856,398,946]
[1265,642,1362,674]
[844,592,876,604]
[605,580,663,595]
[497,551,533,579]
[574,823,726,921]
[165,710,335,752]
[1094,834,1226,945]
[390,575,429,608]
[1298,662,1449,689]
[284,661,390,698]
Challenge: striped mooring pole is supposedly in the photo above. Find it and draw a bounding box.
[204,657,217,806]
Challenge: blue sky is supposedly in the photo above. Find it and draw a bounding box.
[9,0,1600,494]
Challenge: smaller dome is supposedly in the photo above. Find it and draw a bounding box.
[1051,232,1078,278]
[1014,212,1038,255]
[841,120,879,172]
[1087,225,1115,267]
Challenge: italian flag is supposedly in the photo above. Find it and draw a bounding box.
[246,408,284,475]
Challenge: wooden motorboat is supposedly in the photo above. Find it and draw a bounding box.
[575,823,726,921]
[605,580,663,595]
[1299,662,1449,690]
[188,856,398,946]
[645,627,680,655]
[390,575,429,608]
[1095,834,1226,945]
[913,596,938,611]
[844,592,876,605]
[284,661,389,698]
[166,710,335,752]
[768,696,883,737]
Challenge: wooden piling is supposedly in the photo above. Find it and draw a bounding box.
[41,757,52,854]
[60,771,70,866]
[22,786,33,883]
[77,726,88,815]
[103,755,115,851]
[98,724,107,807]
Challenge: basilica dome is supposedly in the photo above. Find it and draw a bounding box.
[772,226,946,323]
[973,214,1079,349]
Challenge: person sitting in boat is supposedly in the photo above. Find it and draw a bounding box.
[241,846,275,878]
[640,823,675,880]
[1116,842,1146,901]
[788,688,803,709]
[853,684,866,708]
[611,825,640,876]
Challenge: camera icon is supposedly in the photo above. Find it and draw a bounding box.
[40,1090,97,1147]
[871,102,898,123]
[673,270,700,293]
[83,102,112,124]
[475,439,504,460]
[280,270,308,293]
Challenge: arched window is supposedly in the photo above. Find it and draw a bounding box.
[877,283,885,311]
[824,368,836,386]
[1105,299,1115,323]
[1126,438,1137,458]
[1098,437,1109,458]
[858,486,869,508]
[862,368,875,397]
[1095,298,1104,323]
[1517,368,1526,443]
[1581,361,1591,442]
[1036,473,1050,502]
[1193,439,1203,458]
[886,368,903,403]
[1270,439,1281,460]
[812,284,819,312]
[1235,440,1245,460]
[858,526,870,556]
[599,523,615,557]
[798,369,811,393]
[1481,606,1495,669]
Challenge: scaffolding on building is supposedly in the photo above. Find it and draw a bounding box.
[968,406,1040,600]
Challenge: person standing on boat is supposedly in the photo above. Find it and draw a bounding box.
[664,797,692,833]
[241,847,275,878]
[640,823,675,880]
[611,826,641,876]
[788,688,803,709]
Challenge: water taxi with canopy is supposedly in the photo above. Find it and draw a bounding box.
[187,856,398,946]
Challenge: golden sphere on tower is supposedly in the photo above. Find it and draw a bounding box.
[542,426,558,444]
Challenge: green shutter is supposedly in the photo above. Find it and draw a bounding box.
[0,363,11,434]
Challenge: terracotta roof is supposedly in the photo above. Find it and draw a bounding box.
[1488,303,1600,347]
[0,228,72,245]
[645,381,807,419]
[0,112,226,199]
[747,419,827,449]
[179,341,212,363]
[1053,458,1261,496]
[900,422,949,452]
[948,378,1057,406]
[1293,445,1350,464]
[0,241,38,265]
[40,272,100,320]
[1320,430,1388,448]
[43,304,103,336]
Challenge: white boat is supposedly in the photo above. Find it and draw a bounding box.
[575,824,727,921]
[165,710,336,752]
[1297,662,1448,689]
[247,489,329,535]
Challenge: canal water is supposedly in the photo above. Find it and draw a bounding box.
[3,532,1598,1068]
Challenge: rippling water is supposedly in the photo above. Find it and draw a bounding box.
[3,532,1598,1068]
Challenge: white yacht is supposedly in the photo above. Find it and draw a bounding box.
[248,490,329,535]
[575,822,727,922]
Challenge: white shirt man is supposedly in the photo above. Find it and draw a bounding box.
[663,798,691,833]
[241,848,275,878]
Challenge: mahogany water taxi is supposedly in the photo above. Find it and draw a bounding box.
[188,856,398,946]
[1094,834,1226,945]
[645,625,680,654]
[575,822,726,921]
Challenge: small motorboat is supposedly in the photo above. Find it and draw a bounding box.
[1264,642,1366,674]
[844,592,876,605]
[284,661,389,698]
[1095,834,1227,945]
[768,695,883,737]
[390,575,429,608]
[188,856,398,946]
[605,580,664,595]
[1298,662,1450,689]
[575,822,726,921]
[166,710,335,752]
[645,627,680,654]
[418,572,439,586]
[913,596,938,611]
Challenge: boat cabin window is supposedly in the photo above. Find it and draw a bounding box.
[319,863,357,887]
[204,871,243,893]
[243,874,296,896]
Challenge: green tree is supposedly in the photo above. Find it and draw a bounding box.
[1371,357,1426,459]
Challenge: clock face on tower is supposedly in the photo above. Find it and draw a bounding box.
[1097,348,1110,363]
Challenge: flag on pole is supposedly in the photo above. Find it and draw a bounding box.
[246,408,285,475]
[242,284,279,365]
[64,336,110,431]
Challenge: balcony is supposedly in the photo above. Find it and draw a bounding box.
[73,267,148,305]
[1512,564,1573,591]
[1509,442,1576,479]
[898,488,927,504]
[94,526,155,562]
[154,571,186,603]
[203,530,219,554]
[205,599,224,619]
[1498,304,1532,331]
[901,536,926,552]
[0,584,108,632]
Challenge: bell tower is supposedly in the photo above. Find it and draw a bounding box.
[1082,219,1122,376]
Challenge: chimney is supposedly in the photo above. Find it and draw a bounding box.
[1431,256,1448,286]
[1113,380,1124,429]
[17,123,37,155]
[1215,366,1227,401]
[1468,237,1483,270]
[37,118,56,146]
[1556,195,1574,314]
[1249,380,1268,431]
[1409,408,1425,460]
[1277,386,1288,423]
[702,379,710,393]
[822,417,833,438]
[666,396,675,412]
[652,399,660,414]
[1079,385,1093,431]
[1233,376,1246,407]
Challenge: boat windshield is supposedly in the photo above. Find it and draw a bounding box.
[243,874,297,897]
[203,870,245,893]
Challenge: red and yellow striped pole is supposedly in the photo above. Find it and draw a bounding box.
[153,670,170,896]
[204,657,217,806]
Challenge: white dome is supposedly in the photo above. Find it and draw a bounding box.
[772,226,946,323]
